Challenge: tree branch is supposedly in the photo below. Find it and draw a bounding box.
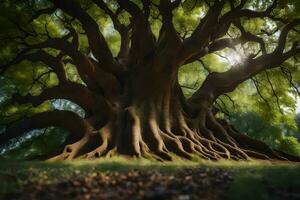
[91,0,132,64]
[0,110,92,145]
[184,31,266,65]
[179,0,226,64]
[189,18,300,107]
[14,81,110,115]
[52,0,122,74]
[179,0,277,65]
[0,50,68,83]
[27,7,57,24]
[155,0,182,66]
[275,19,300,54]
[28,37,120,97]
[116,0,155,66]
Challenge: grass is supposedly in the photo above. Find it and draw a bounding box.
[0,157,300,199]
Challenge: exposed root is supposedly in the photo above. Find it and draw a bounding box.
[48,106,299,162]
[49,135,91,161]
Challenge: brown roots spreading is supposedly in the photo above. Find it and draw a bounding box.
[47,108,300,162]
[46,86,300,162]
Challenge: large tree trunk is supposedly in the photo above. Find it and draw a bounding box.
[37,64,298,162]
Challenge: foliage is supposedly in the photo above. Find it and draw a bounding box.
[229,112,300,156]
[275,136,300,156]
[0,100,82,159]
[2,127,68,160]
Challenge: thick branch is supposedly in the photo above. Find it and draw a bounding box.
[91,0,131,63]
[227,0,277,19]
[190,46,300,107]
[156,0,182,66]
[275,19,300,53]
[215,0,277,37]
[179,0,226,64]
[0,110,92,145]
[190,18,300,106]
[14,81,110,115]
[180,0,276,64]
[52,0,121,74]
[30,37,120,97]
[184,31,266,65]
[1,50,68,83]
[92,0,123,31]
[210,32,266,54]
[117,0,155,66]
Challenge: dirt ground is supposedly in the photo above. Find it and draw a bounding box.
[1,168,233,200]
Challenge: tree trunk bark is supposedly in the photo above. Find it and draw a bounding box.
[40,64,299,162]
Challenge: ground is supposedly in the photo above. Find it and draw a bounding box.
[0,158,300,200]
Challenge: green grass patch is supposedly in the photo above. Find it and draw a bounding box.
[0,158,299,199]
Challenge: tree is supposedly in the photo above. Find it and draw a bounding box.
[1,0,300,161]
[229,112,300,156]
[294,114,300,140]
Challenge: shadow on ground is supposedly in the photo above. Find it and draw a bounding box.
[0,158,300,200]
